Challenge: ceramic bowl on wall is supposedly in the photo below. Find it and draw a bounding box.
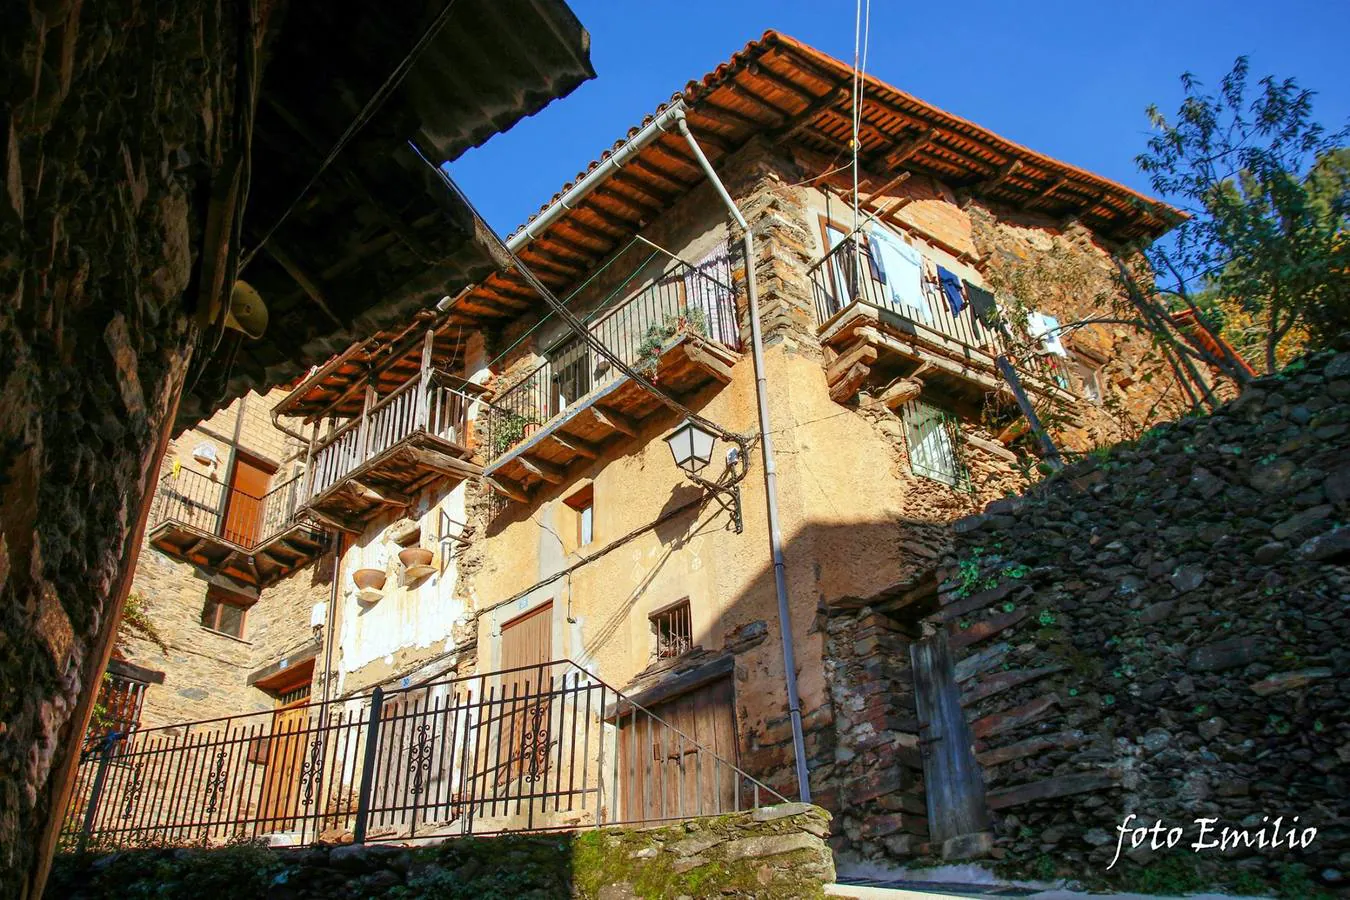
[398,547,436,579]
[353,567,387,602]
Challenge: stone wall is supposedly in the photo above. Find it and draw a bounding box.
[1,0,244,893]
[833,350,1348,896]
[113,388,329,727]
[49,803,836,899]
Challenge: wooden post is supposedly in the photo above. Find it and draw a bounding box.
[356,383,376,466]
[300,419,318,507]
[415,328,434,433]
[995,356,1062,469]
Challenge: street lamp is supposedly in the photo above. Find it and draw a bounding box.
[663,419,743,533]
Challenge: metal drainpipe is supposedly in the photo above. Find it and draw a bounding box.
[674,111,811,804]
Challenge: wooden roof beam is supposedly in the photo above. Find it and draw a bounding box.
[1026,176,1069,209]
[262,241,347,330]
[976,159,1025,195]
[623,155,695,193]
[517,454,566,485]
[772,79,852,141]
[876,127,940,173]
[718,80,795,122]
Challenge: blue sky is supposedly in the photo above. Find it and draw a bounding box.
[449,0,1350,234]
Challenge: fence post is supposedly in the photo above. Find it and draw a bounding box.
[351,686,384,844]
[78,734,120,853]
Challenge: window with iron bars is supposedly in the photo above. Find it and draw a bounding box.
[651,600,693,661]
[900,399,971,490]
[548,336,592,417]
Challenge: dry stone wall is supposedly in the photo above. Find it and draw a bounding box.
[1,0,245,893]
[49,803,835,899]
[926,350,1350,894]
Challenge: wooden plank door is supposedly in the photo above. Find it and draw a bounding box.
[260,700,309,833]
[618,675,737,824]
[222,453,273,546]
[911,631,989,843]
[495,603,553,787]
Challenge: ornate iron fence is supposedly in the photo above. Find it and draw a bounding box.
[484,258,741,466]
[60,661,784,852]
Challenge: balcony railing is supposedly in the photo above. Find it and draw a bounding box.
[149,467,306,551]
[61,660,785,851]
[809,238,1005,352]
[302,373,473,505]
[484,260,741,465]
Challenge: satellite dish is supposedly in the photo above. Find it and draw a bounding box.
[224,280,269,339]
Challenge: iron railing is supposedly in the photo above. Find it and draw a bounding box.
[60,660,784,852]
[483,259,741,465]
[808,237,1053,383]
[303,372,473,504]
[149,468,308,551]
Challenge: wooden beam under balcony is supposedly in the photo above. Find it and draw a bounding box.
[297,370,481,527]
[484,333,739,500]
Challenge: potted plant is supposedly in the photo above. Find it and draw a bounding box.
[398,546,436,579]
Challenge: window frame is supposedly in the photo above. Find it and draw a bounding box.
[650,598,694,661]
[201,585,254,640]
[900,399,971,491]
[564,484,595,549]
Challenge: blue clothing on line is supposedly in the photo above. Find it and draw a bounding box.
[937,266,966,316]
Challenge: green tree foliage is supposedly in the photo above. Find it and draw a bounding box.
[1135,58,1349,373]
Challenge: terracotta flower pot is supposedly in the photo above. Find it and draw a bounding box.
[352,567,387,591]
[399,547,436,578]
[523,422,541,439]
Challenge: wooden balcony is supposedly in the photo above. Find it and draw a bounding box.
[147,469,326,588]
[482,260,742,502]
[296,371,481,527]
[809,239,1074,405]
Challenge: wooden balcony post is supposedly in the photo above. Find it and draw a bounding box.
[301,420,318,504]
[357,383,375,466]
[416,327,434,433]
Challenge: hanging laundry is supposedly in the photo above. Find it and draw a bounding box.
[963,281,999,329]
[937,266,966,316]
[866,224,929,322]
[1027,311,1068,357]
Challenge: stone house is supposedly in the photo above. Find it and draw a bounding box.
[68,29,1240,863]
[186,31,1214,851]
[101,387,334,735]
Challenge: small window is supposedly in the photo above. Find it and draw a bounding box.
[565,485,594,548]
[651,600,693,660]
[901,399,970,490]
[201,585,253,639]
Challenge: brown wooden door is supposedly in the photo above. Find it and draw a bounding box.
[618,675,737,824]
[911,631,989,843]
[260,701,309,833]
[222,454,273,546]
[495,603,553,787]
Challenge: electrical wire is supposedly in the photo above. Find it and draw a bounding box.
[239,0,462,271]
[418,143,752,477]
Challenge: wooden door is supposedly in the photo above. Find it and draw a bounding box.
[260,700,310,833]
[618,675,737,824]
[495,603,553,786]
[222,454,273,546]
[911,631,989,843]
